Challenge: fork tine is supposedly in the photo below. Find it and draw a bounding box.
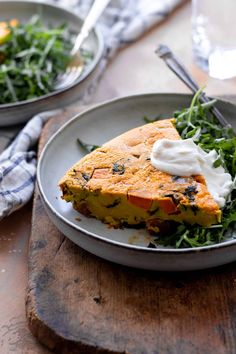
[54,66,83,90]
[54,68,73,90]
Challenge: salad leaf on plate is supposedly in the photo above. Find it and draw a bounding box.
[153,91,236,248]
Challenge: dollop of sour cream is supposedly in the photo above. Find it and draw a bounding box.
[151,138,233,207]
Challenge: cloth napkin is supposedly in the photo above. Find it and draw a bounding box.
[0,0,184,220]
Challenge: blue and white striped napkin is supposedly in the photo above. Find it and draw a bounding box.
[0,0,184,219]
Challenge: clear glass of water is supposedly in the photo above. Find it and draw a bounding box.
[192,0,236,79]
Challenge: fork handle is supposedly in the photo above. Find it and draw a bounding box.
[156,44,230,128]
[71,0,111,56]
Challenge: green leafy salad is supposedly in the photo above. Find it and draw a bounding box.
[0,16,92,104]
[148,91,236,248]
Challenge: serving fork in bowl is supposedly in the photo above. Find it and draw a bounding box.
[55,0,111,90]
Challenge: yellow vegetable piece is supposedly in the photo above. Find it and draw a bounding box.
[0,19,18,45]
[9,19,19,27]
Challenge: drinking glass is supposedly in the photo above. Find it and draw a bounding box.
[192,0,236,79]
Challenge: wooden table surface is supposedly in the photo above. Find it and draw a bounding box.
[1,2,236,353]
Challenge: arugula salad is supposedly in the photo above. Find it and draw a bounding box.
[0,16,92,104]
[150,92,236,248]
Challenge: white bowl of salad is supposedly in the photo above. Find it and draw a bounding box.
[0,0,104,126]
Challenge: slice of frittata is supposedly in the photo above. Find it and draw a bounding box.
[59,119,221,233]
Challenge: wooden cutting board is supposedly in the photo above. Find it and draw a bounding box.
[26,106,236,354]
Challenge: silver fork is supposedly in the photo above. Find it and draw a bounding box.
[54,0,111,91]
[55,65,83,90]
[156,44,231,129]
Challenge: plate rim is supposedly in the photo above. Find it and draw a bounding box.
[37,92,236,255]
[0,0,104,109]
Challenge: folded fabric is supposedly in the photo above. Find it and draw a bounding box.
[0,0,184,220]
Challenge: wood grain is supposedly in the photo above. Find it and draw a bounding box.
[26,107,236,354]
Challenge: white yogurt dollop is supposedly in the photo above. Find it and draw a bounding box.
[151,138,233,207]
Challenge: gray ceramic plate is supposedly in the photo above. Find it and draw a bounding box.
[0,0,104,126]
[37,93,236,271]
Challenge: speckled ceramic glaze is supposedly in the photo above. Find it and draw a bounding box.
[37,94,236,271]
[0,0,104,126]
